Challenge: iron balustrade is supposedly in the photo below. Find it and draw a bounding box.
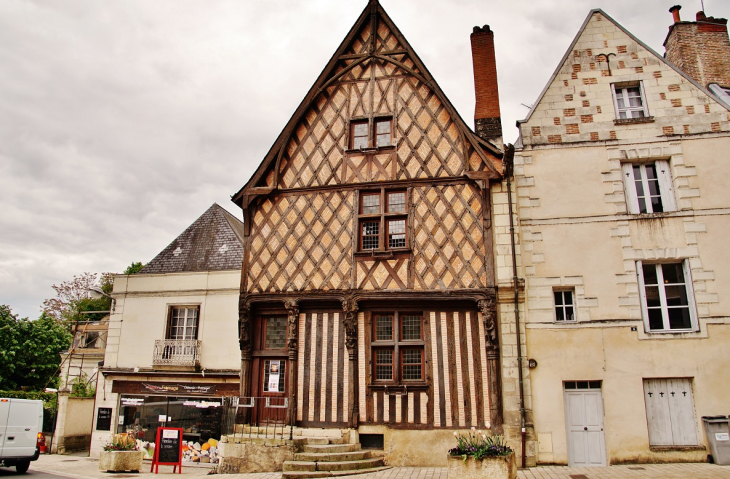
[152,339,201,367]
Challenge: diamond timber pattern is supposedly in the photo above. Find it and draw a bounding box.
[247,191,354,292]
[396,78,465,179]
[412,184,487,289]
[357,259,408,290]
[278,85,349,189]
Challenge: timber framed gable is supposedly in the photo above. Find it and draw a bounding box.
[232,0,505,436]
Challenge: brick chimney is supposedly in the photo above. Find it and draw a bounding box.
[664,5,730,88]
[470,25,502,146]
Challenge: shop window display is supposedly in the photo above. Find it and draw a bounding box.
[118,395,223,463]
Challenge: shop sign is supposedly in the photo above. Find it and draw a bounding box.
[121,397,145,406]
[142,383,217,395]
[182,400,221,408]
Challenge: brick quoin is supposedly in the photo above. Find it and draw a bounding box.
[548,134,563,144]
[586,49,592,56]
[617,45,627,53]
[654,71,663,78]
[581,115,593,123]
[635,66,643,73]
[663,126,675,135]
[661,93,667,100]
[618,61,626,69]
[583,78,597,85]
[566,124,579,135]
[671,99,683,107]
[573,64,581,72]
[470,25,502,140]
[564,108,576,117]
[705,104,711,113]
[531,127,541,136]
[687,106,695,114]
[712,122,721,132]
[668,84,681,92]
[596,105,602,113]
[554,117,561,125]
[590,132,599,140]
[684,125,690,134]
[610,131,617,140]
[565,94,573,101]
[582,100,590,107]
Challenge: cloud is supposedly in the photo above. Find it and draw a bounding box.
[0,0,727,318]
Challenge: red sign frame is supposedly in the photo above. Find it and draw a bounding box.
[151,427,183,474]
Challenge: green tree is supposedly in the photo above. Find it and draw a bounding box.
[123,262,145,275]
[42,272,113,325]
[0,306,72,391]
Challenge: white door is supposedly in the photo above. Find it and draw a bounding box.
[565,390,606,466]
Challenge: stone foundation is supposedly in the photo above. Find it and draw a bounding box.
[218,439,296,473]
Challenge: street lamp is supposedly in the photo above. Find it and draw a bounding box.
[88,287,115,312]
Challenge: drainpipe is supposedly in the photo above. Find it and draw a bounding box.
[503,144,526,468]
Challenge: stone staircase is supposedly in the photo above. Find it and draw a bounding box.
[282,437,389,479]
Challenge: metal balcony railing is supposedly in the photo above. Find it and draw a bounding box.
[152,339,201,367]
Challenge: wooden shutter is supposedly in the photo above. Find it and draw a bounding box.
[655,160,676,212]
[622,163,639,214]
[643,378,698,446]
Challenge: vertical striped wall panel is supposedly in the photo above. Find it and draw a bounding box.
[359,310,489,428]
[299,311,347,425]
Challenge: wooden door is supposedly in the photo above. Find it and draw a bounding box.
[256,359,288,424]
[565,390,606,466]
[643,378,697,446]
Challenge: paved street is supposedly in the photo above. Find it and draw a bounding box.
[27,455,730,479]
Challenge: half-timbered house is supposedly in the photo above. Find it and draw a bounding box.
[231,0,526,466]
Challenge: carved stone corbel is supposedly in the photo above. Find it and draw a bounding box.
[284,299,299,352]
[478,296,499,352]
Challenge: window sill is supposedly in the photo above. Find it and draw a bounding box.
[614,117,655,125]
[645,329,700,335]
[369,383,428,392]
[649,445,705,452]
[355,249,411,259]
[346,145,395,154]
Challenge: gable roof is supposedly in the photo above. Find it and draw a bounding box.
[139,204,244,274]
[518,8,730,125]
[231,0,501,207]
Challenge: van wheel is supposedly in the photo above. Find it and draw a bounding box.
[16,461,30,474]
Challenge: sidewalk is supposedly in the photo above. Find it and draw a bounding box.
[29,454,730,479]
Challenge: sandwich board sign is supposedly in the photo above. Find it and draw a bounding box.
[151,427,183,474]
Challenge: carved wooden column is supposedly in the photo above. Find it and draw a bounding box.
[238,298,252,423]
[342,297,358,428]
[284,299,299,427]
[479,296,504,430]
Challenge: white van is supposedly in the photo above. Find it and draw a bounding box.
[0,398,43,473]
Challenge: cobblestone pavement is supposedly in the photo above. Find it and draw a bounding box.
[29,455,730,479]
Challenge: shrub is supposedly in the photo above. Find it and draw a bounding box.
[103,433,139,452]
[448,428,512,460]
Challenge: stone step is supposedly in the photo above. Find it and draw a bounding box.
[294,451,371,462]
[301,444,361,453]
[281,466,391,479]
[283,457,384,473]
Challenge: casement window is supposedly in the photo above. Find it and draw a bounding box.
[622,161,676,214]
[358,189,408,252]
[167,306,199,340]
[612,83,649,119]
[371,312,425,383]
[554,289,576,322]
[263,317,287,349]
[349,117,392,149]
[637,261,697,332]
[643,378,698,446]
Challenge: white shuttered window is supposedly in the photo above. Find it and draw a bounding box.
[643,378,698,446]
[622,161,676,214]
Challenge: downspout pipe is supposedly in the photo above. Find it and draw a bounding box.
[503,144,527,468]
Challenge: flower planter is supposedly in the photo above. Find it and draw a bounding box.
[447,452,517,479]
[99,450,144,473]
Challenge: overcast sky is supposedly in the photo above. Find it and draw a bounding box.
[1,0,727,319]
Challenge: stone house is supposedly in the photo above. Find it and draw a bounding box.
[89,204,244,460]
[512,7,730,466]
[230,0,534,467]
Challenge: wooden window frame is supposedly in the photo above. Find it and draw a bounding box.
[622,161,676,214]
[370,311,425,385]
[166,305,200,340]
[255,315,289,353]
[347,116,393,151]
[636,260,698,333]
[357,188,409,254]
[612,82,649,119]
[554,289,576,322]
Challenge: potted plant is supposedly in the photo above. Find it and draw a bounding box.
[99,433,144,473]
[447,427,516,479]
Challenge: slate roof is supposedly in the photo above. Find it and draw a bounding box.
[139,204,244,274]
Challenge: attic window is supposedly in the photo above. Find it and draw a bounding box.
[349,117,393,149]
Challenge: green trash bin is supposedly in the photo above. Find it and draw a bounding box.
[702,416,730,465]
